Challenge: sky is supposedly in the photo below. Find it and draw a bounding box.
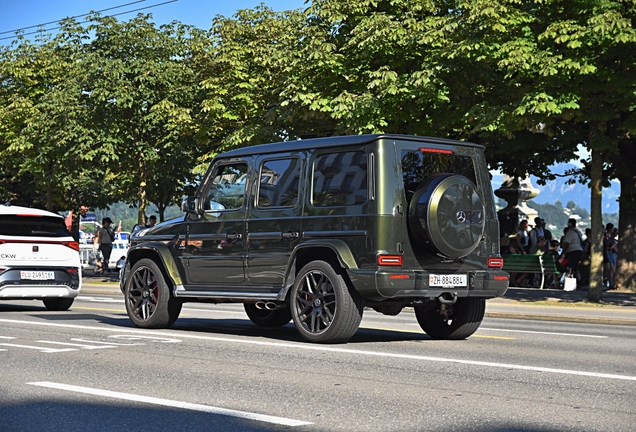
[0,0,307,42]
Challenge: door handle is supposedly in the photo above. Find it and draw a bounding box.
[226,232,243,242]
[281,232,299,240]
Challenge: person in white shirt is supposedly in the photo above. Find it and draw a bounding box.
[560,218,584,281]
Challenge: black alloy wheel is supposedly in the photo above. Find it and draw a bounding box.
[125,258,181,329]
[291,260,363,344]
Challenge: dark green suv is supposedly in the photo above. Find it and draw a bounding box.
[121,134,508,343]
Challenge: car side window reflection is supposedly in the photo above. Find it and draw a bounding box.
[204,163,248,211]
[257,158,301,208]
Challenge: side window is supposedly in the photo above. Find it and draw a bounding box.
[257,158,301,208]
[312,151,368,207]
[204,163,248,211]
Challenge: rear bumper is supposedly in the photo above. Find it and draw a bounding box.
[348,268,509,301]
[0,285,80,299]
[0,267,81,299]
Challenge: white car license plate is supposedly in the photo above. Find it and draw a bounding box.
[429,274,467,287]
[20,271,55,280]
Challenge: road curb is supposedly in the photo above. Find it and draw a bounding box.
[485,312,636,326]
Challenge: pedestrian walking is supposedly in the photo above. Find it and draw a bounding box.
[94,217,115,273]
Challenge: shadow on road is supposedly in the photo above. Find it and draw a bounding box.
[171,317,430,344]
[0,400,289,432]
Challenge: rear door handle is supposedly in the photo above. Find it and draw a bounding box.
[281,232,299,240]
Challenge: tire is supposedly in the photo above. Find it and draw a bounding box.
[291,260,364,344]
[408,174,485,259]
[124,258,182,329]
[244,303,292,327]
[42,298,74,311]
[415,298,485,340]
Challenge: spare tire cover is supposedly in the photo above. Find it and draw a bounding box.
[408,174,485,259]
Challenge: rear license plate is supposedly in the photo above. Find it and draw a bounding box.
[20,271,55,280]
[429,274,467,287]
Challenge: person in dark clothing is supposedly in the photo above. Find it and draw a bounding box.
[579,228,592,286]
[546,239,565,288]
[94,217,115,273]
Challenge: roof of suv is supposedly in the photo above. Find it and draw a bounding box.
[218,134,484,158]
[0,204,63,219]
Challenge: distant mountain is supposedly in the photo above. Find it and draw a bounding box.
[491,162,620,214]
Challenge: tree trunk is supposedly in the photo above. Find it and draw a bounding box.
[46,175,54,211]
[137,158,148,226]
[587,148,604,302]
[616,171,636,291]
[158,202,166,222]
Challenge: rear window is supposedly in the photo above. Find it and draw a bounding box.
[401,150,477,194]
[0,215,70,237]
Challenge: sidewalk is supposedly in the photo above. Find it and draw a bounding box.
[80,271,636,326]
[487,287,636,326]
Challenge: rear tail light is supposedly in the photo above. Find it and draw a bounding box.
[488,257,504,268]
[420,147,453,155]
[377,254,403,266]
[0,239,79,251]
[61,241,80,251]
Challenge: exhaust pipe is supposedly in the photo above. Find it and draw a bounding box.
[438,293,458,305]
[265,302,279,310]
[254,301,284,310]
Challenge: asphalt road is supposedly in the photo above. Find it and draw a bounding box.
[1,295,635,432]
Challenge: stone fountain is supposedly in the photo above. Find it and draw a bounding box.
[494,174,540,236]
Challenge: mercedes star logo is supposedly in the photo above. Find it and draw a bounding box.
[456,210,467,223]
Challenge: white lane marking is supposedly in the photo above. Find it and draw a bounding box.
[0,343,75,353]
[4,318,636,382]
[28,382,312,427]
[479,328,609,338]
[77,296,122,303]
[36,341,117,350]
[0,336,17,339]
[109,335,181,343]
[71,338,143,346]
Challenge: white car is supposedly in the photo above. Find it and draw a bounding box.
[0,204,82,310]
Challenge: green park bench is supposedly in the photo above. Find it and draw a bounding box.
[502,254,562,289]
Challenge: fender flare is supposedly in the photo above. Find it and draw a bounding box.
[121,243,184,292]
[279,239,358,300]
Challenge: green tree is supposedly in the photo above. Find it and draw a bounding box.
[0,21,115,238]
[197,5,321,169]
[83,14,207,224]
[448,0,636,298]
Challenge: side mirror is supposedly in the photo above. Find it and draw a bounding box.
[181,196,199,214]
